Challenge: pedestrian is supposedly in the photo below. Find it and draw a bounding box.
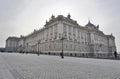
[114,51,117,58]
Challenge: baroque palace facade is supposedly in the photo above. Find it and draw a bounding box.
[5,14,116,56]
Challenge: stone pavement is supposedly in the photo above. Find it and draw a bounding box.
[0,52,120,79]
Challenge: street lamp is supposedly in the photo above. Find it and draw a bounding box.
[38,40,41,56]
[61,34,66,59]
[26,43,28,53]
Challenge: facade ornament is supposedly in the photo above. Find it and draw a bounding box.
[46,20,48,24]
[34,29,36,32]
[111,33,113,36]
[57,15,63,20]
[51,14,55,19]
[97,24,99,29]
[67,13,71,19]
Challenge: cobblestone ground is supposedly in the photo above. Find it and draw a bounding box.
[0,52,120,79]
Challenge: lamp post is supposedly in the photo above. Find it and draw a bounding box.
[26,43,28,54]
[61,34,66,59]
[38,40,41,56]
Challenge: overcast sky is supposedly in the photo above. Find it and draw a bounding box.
[0,0,120,51]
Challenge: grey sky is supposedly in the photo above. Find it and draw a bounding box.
[0,0,120,51]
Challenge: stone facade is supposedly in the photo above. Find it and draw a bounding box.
[5,37,19,52]
[5,14,116,56]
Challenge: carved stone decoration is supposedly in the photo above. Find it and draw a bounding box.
[67,13,71,19]
[57,15,64,20]
[51,14,55,19]
[97,24,99,29]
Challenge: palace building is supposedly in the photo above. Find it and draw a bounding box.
[5,14,116,56]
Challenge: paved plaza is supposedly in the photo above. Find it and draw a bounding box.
[0,52,120,79]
